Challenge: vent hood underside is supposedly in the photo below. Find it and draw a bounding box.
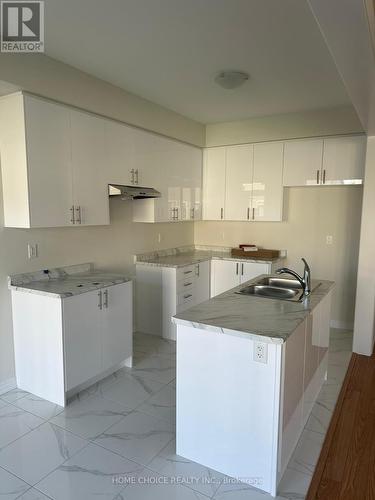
[109,184,161,200]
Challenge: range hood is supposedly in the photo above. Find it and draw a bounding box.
[108,184,161,200]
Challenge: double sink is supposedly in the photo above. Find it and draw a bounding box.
[236,276,320,302]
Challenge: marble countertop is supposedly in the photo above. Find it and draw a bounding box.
[136,248,283,268]
[8,263,131,299]
[173,275,334,344]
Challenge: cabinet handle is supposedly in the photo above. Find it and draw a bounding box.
[75,206,82,224]
[220,208,224,220]
[191,208,195,219]
[70,206,75,224]
[98,291,103,310]
[195,264,200,276]
[176,207,179,220]
[252,207,255,220]
[236,263,239,275]
[184,270,193,275]
[184,282,193,287]
[184,294,192,299]
[316,169,320,185]
[247,207,250,220]
[323,169,326,184]
[103,289,108,309]
[241,263,244,276]
[135,169,139,185]
[130,169,135,184]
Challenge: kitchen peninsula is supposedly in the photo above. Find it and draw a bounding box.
[172,275,334,496]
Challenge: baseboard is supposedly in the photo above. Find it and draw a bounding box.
[330,320,354,331]
[0,377,17,396]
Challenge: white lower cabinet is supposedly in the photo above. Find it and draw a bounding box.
[136,261,210,340]
[279,290,332,477]
[11,282,133,406]
[210,259,276,297]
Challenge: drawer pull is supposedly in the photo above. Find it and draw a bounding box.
[183,270,193,275]
[184,294,192,299]
[184,282,193,287]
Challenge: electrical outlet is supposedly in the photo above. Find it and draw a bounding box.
[326,235,333,245]
[157,233,161,243]
[253,342,268,364]
[27,243,38,259]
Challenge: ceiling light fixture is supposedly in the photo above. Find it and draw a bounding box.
[214,70,249,90]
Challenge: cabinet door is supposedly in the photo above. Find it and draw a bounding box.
[63,290,102,391]
[194,261,210,304]
[102,282,133,372]
[252,142,284,221]
[105,120,135,185]
[240,262,270,284]
[210,260,240,297]
[25,96,73,227]
[225,145,253,221]
[181,147,202,221]
[203,147,226,220]
[322,136,366,185]
[70,110,110,226]
[303,313,320,424]
[283,139,323,186]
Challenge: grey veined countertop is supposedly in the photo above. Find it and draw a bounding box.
[136,245,284,268]
[173,274,334,344]
[8,263,131,299]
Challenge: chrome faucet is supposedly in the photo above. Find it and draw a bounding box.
[275,258,311,295]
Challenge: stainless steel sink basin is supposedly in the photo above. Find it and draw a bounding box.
[256,277,303,290]
[236,284,302,301]
[236,276,321,302]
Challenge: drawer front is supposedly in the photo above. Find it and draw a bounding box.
[177,290,195,310]
[177,277,195,294]
[177,265,196,281]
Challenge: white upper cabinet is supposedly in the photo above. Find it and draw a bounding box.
[105,120,135,185]
[322,136,366,185]
[283,135,365,187]
[0,94,74,228]
[70,110,110,226]
[133,135,202,223]
[24,95,74,228]
[252,142,284,221]
[283,139,323,187]
[225,145,253,221]
[203,143,284,222]
[203,147,226,220]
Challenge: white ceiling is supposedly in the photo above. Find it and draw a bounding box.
[43,0,351,124]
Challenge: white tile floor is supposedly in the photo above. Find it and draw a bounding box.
[0,329,352,500]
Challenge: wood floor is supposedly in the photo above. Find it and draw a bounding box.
[307,350,375,499]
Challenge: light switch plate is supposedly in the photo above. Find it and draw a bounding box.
[27,243,38,259]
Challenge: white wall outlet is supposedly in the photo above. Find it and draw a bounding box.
[157,233,161,243]
[27,243,38,259]
[326,235,333,245]
[253,342,268,364]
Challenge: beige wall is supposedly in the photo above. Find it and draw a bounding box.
[353,136,375,355]
[0,196,194,385]
[0,54,205,147]
[195,186,363,328]
[205,106,363,147]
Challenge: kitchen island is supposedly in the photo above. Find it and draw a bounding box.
[172,275,334,496]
